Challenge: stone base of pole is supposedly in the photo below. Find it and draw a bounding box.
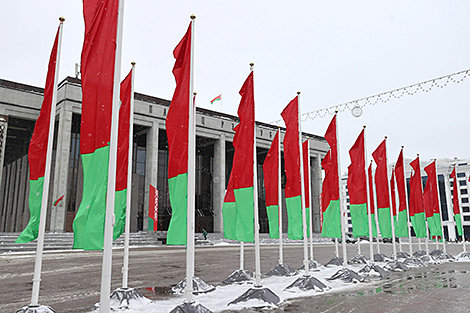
[373,253,391,262]
[16,305,56,313]
[348,255,368,265]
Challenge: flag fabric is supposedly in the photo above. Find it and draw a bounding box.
[303,140,311,237]
[409,157,426,237]
[113,69,132,240]
[347,129,369,238]
[73,0,120,250]
[281,96,303,240]
[210,94,222,105]
[148,184,158,231]
[394,150,409,238]
[372,139,392,238]
[16,26,60,244]
[368,163,378,237]
[53,195,65,207]
[451,167,463,236]
[319,115,341,238]
[423,161,443,237]
[222,72,255,242]
[165,22,192,245]
[263,129,280,239]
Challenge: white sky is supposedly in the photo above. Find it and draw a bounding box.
[1,1,470,171]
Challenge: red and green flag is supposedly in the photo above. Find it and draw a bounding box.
[347,129,369,238]
[73,0,120,250]
[320,115,341,238]
[394,149,409,238]
[113,69,132,240]
[409,157,426,237]
[15,26,60,244]
[450,167,463,236]
[281,96,303,240]
[372,139,392,238]
[423,161,442,238]
[165,22,192,245]
[222,72,255,242]
[263,129,280,239]
[368,163,378,237]
[303,140,311,237]
[210,94,222,105]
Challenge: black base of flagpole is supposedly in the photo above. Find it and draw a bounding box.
[348,255,368,265]
[105,287,151,310]
[457,251,470,259]
[16,305,56,313]
[420,254,440,264]
[169,301,213,313]
[373,253,391,262]
[297,259,325,271]
[396,251,410,259]
[327,268,364,283]
[266,263,298,277]
[222,269,254,284]
[228,286,281,307]
[384,261,409,272]
[402,257,425,268]
[325,257,343,267]
[430,249,455,261]
[359,264,388,277]
[170,277,215,295]
[284,275,329,292]
[413,250,427,257]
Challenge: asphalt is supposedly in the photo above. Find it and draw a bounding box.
[1,241,469,313]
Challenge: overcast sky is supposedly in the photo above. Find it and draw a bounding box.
[1,1,470,172]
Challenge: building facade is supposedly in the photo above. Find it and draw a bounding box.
[0,77,329,236]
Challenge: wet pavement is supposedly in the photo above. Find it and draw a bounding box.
[1,242,469,312]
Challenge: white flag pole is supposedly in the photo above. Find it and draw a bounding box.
[434,160,446,253]
[99,0,124,311]
[384,137,397,260]
[122,62,135,289]
[335,112,348,267]
[364,127,374,262]
[298,92,310,275]
[306,138,314,261]
[184,15,197,303]
[391,166,402,252]
[278,128,284,265]
[239,242,244,270]
[401,147,413,255]
[30,17,64,307]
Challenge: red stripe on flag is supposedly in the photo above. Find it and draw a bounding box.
[54,195,64,206]
[409,157,425,216]
[395,149,407,212]
[281,97,301,198]
[263,130,280,207]
[372,139,390,209]
[347,129,367,205]
[423,161,440,218]
[116,70,132,191]
[451,167,460,215]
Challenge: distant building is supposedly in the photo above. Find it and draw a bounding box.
[0,77,329,235]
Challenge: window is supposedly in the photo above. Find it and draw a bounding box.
[463,198,469,203]
[461,189,468,195]
[460,180,467,186]
[463,207,470,213]
[464,216,470,221]
[457,172,466,178]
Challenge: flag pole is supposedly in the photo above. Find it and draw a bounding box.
[363,126,374,262]
[417,154,429,254]
[402,147,413,255]
[99,0,124,310]
[297,91,310,275]
[391,165,402,252]
[434,160,447,253]
[384,137,397,260]
[335,112,348,267]
[122,62,135,288]
[30,17,64,307]
[184,15,197,303]
[278,127,284,265]
[307,138,314,261]
[251,63,262,287]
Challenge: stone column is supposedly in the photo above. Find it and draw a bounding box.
[212,134,225,233]
[0,114,8,191]
[143,121,159,232]
[51,102,72,232]
[311,153,323,233]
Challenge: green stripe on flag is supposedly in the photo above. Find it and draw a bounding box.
[395,210,409,238]
[306,206,311,238]
[113,189,127,240]
[167,173,188,245]
[378,207,392,238]
[73,146,109,250]
[266,205,279,239]
[411,211,426,238]
[455,213,463,236]
[233,187,254,242]
[350,203,368,238]
[286,196,303,240]
[321,199,341,238]
[370,213,378,237]
[15,177,44,244]
[222,201,237,240]
[427,213,442,237]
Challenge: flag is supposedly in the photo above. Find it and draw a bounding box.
[450,167,463,236]
[16,26,60,244]
[148,184,158,231]
[372,139,392,238]
[303,140,311,237]
[423,161,443,237]
[368,163,378,237]
[347,129,368,238]
[113,69,132,240]
[263,129,280,239]
[394,149,409,238]
[409,157,426,237]
[53,195,65,207]
[165,22,192,245]
[319,115,341,238]
[73,0,120,250]
[210,94,222,105]
[281,96,303,240]
[222,72,255,242]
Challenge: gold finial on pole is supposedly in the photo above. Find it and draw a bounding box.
[193,92,197,96]
[297,91,301,95]
[131,61,136,66]
[59,16,65,22]
[190,14,196,20]
[363,125,366,128]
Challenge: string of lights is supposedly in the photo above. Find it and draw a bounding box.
[272,68,470,125]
